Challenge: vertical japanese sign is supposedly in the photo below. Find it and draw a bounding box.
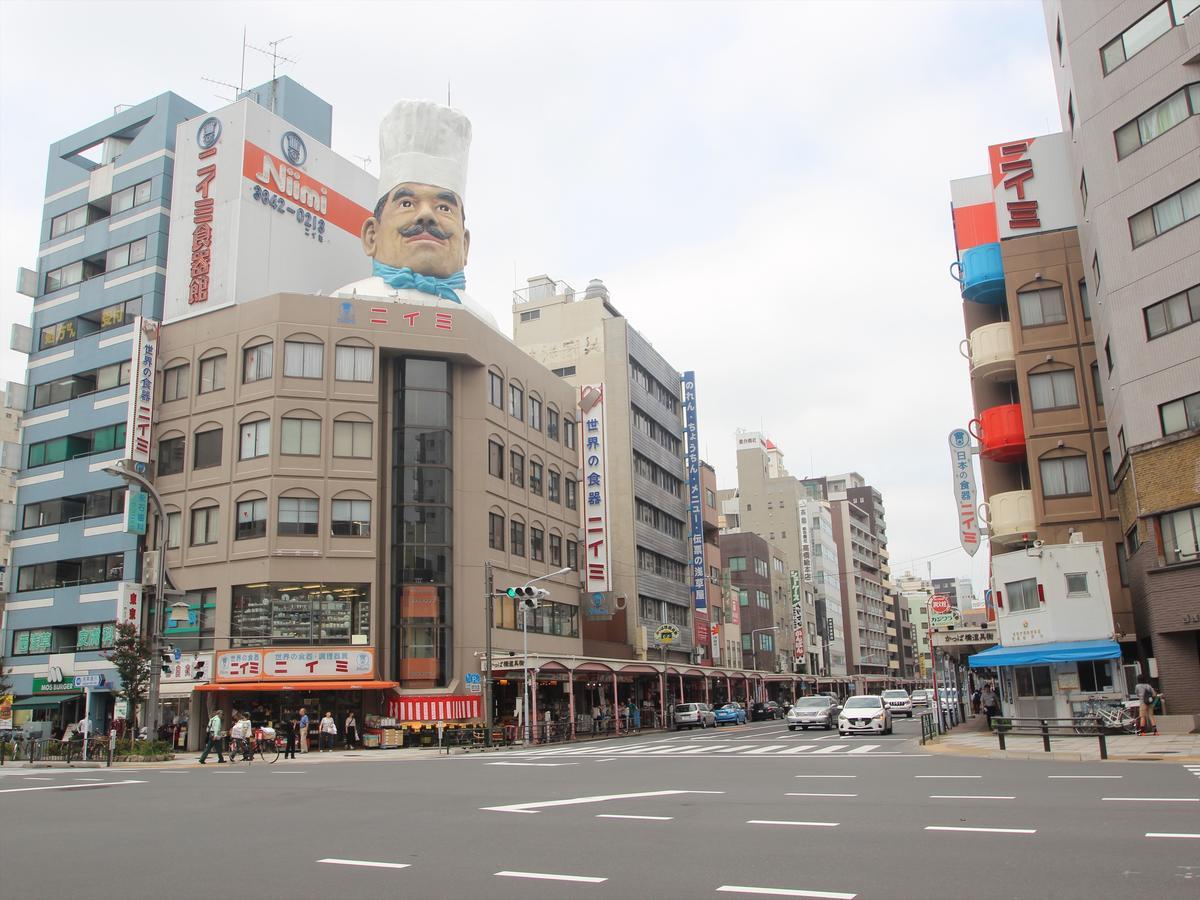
[580,385,612,593]
[800,506,812,582]
[682,371,709,657]
[949,428,981,556]
[116,582,144,631]
[189,116,221,306]
[124,317,159,471]
[790,571,804,661]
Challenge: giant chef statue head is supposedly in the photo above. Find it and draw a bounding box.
[337,100,495,326]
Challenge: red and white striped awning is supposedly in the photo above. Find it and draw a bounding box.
[386,694,481,722]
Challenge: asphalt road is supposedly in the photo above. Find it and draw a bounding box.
[2,716,1198,900]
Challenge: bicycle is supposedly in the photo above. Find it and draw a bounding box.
[1072,699,1137,735]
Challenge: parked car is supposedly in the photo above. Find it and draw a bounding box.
[910,689,930,707]
[674,702,716,730]
[838,695,893,736]
[881,689,913,718]
[787,696,839,730]
[938,688,960,711]
[750,701,784,721]
[714,703,747,726]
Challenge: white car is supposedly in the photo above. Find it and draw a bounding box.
[910,689,930,707]
[881,689,913,718]
[838,695,893,736]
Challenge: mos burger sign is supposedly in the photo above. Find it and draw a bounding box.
[930,595,952,616]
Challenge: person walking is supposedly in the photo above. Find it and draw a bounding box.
[283,713,298,760]
[1135,678,1159,735]
[980,683,999,730]
[319,711,337,751]
[344,711,359,749]
[298,708,310,753]
[198,709,225,764]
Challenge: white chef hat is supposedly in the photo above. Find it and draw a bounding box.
[377,100,471,202]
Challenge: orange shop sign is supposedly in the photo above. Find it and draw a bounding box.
[215,647,375,682]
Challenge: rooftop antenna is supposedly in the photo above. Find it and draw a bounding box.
[447,80,452,107]
[246,34,297,82]
[200,27,246,104]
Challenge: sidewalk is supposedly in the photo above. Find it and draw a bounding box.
[925,713,1200,763]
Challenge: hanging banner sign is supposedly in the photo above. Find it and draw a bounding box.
[116,582,144,631]
[580,384,612,593]
[949,428,981,556]
[790,571,804,659]
[124,317,160,472]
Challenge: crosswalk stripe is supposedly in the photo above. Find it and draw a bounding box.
[846,745,880,754]
[778,745,818,754]
[744,745,789,754]
[811,746,849,754]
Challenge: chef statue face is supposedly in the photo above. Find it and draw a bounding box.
[361,182,470,280]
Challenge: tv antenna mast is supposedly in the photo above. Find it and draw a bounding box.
[246,34,297,81]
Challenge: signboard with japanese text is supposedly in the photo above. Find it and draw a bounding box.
[682,372,706,612]
[790,571,805,659]
[987,132,1074,240]
[948,428,981,556]
[123,488,148,535]
[931,627,997,647]
[123,317,159,471]
[580,384,612,594]
[656,624,680,644]
[163,100,377,324]
[116,582,144,631]
[214,647,375,682]
[161,653,214,684]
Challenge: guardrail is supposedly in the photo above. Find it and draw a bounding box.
[2,736,114,767]
[994,716,1108,759]
[919,712,938,745]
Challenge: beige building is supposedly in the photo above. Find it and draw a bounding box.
[154,291,583,725]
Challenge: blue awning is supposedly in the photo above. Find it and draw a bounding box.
[968,639,1121,668]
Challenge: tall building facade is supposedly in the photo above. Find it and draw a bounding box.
[800,498,848,675]
[512,277,698,663]
[1043,0,1200,712]
[899,572,935,676]
[3,92,203,731]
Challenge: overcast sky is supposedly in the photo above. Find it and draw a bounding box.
[0,0,1063,594]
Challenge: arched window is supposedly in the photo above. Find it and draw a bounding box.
[334,339,374,382]
[234,490,268,540]
[1038,449,1091,498]
[281,408,322,456]
[331,491,372,537]
[242,336,273,384]
[198,348,227,394]
[333,413,373,458]
[283,332,324,379]
[279,488,319,537]
[193,422,223,470]
[238,413,271,460]
[189,500,220,546]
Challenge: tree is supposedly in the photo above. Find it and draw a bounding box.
[103,623,151,733]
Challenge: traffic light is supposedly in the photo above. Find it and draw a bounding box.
[505,586,550,610]
[159,646,173,675]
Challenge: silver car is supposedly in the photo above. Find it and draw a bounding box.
[787,696,840,731]
[881,689,913,718]
[673,702,716,730]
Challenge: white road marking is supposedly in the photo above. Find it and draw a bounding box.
[716,885,856,898]
[74,778,104,782]
[915,775,981,779]
[482,789,724,814]
[595,814,673,821]
[778,745,818,754]
[794,775,857,779]
[747,819,839,828]
[1145,833,1200,840]
[1047,775,1122,779]
[925,826,1036,834]
[0,779,146,794]
[496,871,606,884]
[318,858,411,870]
[745,745,789,755]
[786,793,857,798]
[929,795,1015,800]
[811,746,848,754]
[1103,797,1199,803]
[486,762,578,767]
[22,777,53,781]
[846,745,881,754]
[273,771,308,774]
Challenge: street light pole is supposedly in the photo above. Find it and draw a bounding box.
[515,567,571,746]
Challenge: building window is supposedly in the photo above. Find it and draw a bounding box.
[239,419,271,460]
[1115,542,1129,586]
[1077,659,1114,693]
[1129,179,1200,247]
[105,238,147,271]
[519,308,541,322]
[564,418,576,450]
[488,512,504,550]
[509,383,524,420]
[230,582,370,647]
[1159,390,1200,436]
[510,449,524,487]
[1080,170,1088,211]
[15,553,124,592]
[31,360,130,409]
[1103,449,1116,492]
[738,589,749,607]
[1040,455,1091,497]
[198,354,226,393]
[1092,253,1102,292]
[496,595,579,638]
[1105,337,1114,374]
[166,511,181,549]
[529,461,544,496]
[38,297,141,351]
[547,408,559,441]
[1067,93,1075,131]
[706,487,716,508]
[756,590,770,608]
[758,632,774,651]
[531,527,545,562]
[566,539,578,569]
[278,497,319,536]
[632,405,681,455]
[488,440,504,479]
[1017,286,1067,326]
[728,556,746,571]
[190,506,219,546]
[1117,427,1127,459]
[1115,84,1198,159]
[548,470,561,503]
[1101,2,1174,74]
[162,365,189,402]
[1091,363,1104,408]
[25,422,125,468]
[243,343,273,383]
[565,478,577,510]
[236,498,267,540]
[754,558,769,577]
[1065,573,1089,596]
[110,179,153,214]
[510,520,526,557]
[1005,577,1040,613]
[488,370,504,408]
[158,436,185,476]
[1028,370,1079,410]
[331,498,371,537]
[334,344,373,382]
[1160,505,1200,564]
[49,204,90,238]
[280,417,321,455]
[1079,279,1091,321]
[44,259,96,293]
[1014,665,1054,698]
[529,396,542,431]
[552,365,576,378]
[1145,284,1200,339]
[193,428,223,469]
[332,420,372,458]
[549,533,562,566]
[283,340,324,379]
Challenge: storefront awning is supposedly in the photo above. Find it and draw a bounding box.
[13,694,81,709]
[194,680,399,692]
[968,639,1121,668]
[386,695,481,722]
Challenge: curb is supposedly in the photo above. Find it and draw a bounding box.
[922,739,1200,764]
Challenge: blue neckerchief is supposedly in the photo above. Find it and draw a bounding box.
[372,260,465,303]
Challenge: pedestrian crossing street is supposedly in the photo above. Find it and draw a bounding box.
[508,740,907,759]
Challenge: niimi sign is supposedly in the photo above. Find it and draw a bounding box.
[215,647,375,682]
[580,384,612,594]
[682,371,706,613]
[790,571,804,658]
[948,428,981,556]
[123,316,160,470]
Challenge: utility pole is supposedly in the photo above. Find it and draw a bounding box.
[484,562,494,747]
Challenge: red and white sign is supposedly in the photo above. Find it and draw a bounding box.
[124,317,159,468]
[116,582,144,630]
[930,595,952,617]
[987,132,1075,240]
[214,647,375,682]
[386,694,481,722]
[580,384,612,594]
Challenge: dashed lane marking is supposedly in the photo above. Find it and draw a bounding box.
[1047,775,1122,779]
[1102,797,1199,803]
[495,871,607,884]
[786,793,858,798]
[925,825,1036,835]
[0,779,146,794]
[716,885,856,898]
[595,814,673,821]
[482,788,724,814]
[318,859,411,870]
[929,795,1015,800]
[1145,833,1200,840]
[747,819,839,828]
